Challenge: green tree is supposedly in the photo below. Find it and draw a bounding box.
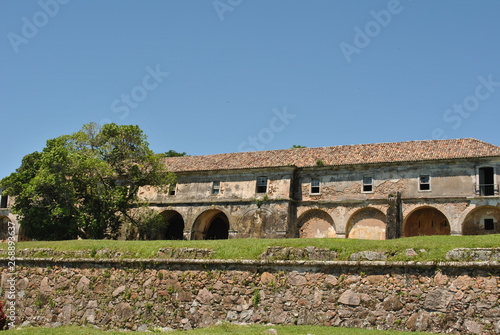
[0,123,175,240]
[291,145,307,148]
[162,150,187,157]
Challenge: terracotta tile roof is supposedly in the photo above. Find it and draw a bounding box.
[163,138,500,173]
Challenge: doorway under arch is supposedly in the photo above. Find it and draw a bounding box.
[160,210,185,240]
[403,207,450,237]
[191,210,229,240]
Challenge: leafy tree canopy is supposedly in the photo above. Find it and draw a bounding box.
[0,122,175,240]
[161,150,188,157]
[291,145,307,148]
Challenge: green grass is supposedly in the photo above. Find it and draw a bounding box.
[2,234,499,261]
[5,324,432,334]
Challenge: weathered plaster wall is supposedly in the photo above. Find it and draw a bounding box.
[346,207,386,240]
[298,161,490,202]
[297,209,337,238]
[139,169,294,204]
[3,259,499,334]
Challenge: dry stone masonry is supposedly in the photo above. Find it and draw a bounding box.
[1,250,499,334]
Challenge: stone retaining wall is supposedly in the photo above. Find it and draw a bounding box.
[1,258,500,334]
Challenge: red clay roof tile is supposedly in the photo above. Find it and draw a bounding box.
[163,138,500,172]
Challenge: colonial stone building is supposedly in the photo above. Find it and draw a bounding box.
[3,138,500,241]
[137,138,500,240]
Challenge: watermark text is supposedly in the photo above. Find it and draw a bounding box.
[101,64,169,125]
[6,221,16,328]
[238,107,295,151]
[213,0,243,22]
[339,0,409,64]
[432,74,500,139]
[7,0,71,54]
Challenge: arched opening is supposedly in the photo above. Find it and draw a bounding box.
[134,209,184,240]
[160,210,185,240]
[462,206,500,235]
[191,210,229,240]
[297,209,336,238]
[403,207,450,237]
[0,216,11,240]
[346,208,386,240]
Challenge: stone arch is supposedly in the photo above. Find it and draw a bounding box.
[297,209,336,238]
[132,209,185,241]
[159,210,185,240]
[403,206,450,237]
[238,208,279,238]
[462,205,500,235]
[0,216,11,240]
[191,209,229,240]
[346,207,386,240]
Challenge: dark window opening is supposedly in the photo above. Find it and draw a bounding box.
[168,184,176,196]
[484,219,495,231]
[362,176,373,192]
[212,181,220,195]
[256,176,268,193]
[479,167,495,196]
[0,195,7,208]
[419,175,431,191]
[311,178,320,194]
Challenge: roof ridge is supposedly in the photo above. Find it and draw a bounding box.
[162,138,500,172]
[164,138,488,160]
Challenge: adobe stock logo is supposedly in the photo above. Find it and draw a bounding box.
[7,0,71,54]
[213,0,243,22]
[100,64,169,125]
[432,74,500,140]
[238,107,296,152]
[339,0,410,64]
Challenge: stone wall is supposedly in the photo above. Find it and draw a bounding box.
[2,258,499,334]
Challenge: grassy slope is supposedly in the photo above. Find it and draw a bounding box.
[5,324,433,334]
[2,234,499,261]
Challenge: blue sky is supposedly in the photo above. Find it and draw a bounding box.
[1,0,500,179]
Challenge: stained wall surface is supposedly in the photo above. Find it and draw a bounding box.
[131,159,500,240]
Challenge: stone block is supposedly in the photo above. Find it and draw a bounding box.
[338,290,361,306]
[382,295,403,311]
[287,272,307,286]
[424,289,453,312]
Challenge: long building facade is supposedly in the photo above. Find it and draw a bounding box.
[136,138,500,240]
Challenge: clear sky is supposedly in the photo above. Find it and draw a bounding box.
[2,0,500,179]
